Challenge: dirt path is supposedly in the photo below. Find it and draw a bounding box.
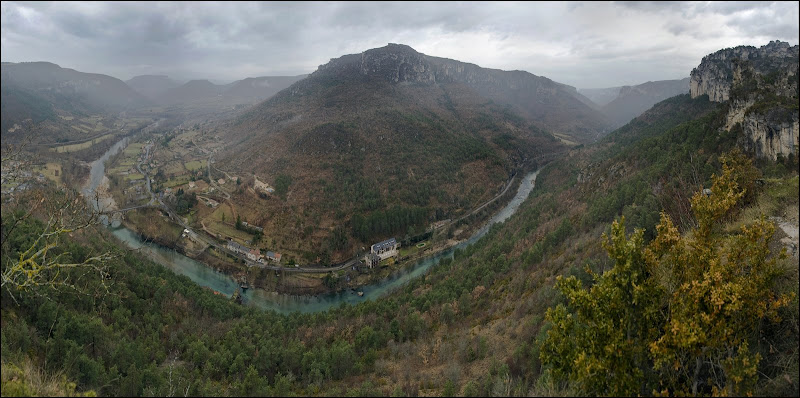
[771,208,799,259]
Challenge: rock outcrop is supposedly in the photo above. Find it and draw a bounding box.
[690,41,799,160]
[690,40,798,102]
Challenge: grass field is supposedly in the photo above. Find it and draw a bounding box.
[164,162,186,175]
[399,240,429,257]
[34,162,62,184]
[184,160,207,171]
[208,203,234,222]
[162,175,192,188]
[123,143,143,156]
[107,166,131,175]
[51,134,113,153]
[553,132,579,147]
[125,173,145,181]
[205,221,253,243]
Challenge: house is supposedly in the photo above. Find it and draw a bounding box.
[363,252,381,268]
[254,177,273,194]
[247,248,263,262]
[227,239,250,255]
[265,251,282,263]
[371,237,400,260]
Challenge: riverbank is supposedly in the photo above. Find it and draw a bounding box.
[88,135,545,312]
[120,167,533,297]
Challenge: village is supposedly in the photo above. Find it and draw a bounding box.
[101,124,427,294]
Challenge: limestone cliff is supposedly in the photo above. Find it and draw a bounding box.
[690,40,798,102]
[690,40,799,160]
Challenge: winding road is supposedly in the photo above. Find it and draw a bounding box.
[128,144,564,274]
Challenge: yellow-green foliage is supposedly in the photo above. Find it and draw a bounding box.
[540,152,794,396]
[184,160,207,171]
[1,359,96,397]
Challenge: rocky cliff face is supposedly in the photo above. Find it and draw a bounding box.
[739,110,799,160]
[314,43,611,143]
[690,41,799,160]
[690,40,798,102]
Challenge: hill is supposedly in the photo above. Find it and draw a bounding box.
[125,75,181,99]
[146,75,308,107]
[600,77,690,127]
[158,79,225,105]
[1,62,150,143]
[578,86,622,107]
[1,62,148,111]
[215,43,565,263]
[222,75,309,102]
[1,41,797,398]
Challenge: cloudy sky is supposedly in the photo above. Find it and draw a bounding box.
[2,1,798,88]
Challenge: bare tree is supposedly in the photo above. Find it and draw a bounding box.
[1,141,116,303]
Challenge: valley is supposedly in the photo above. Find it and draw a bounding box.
[1,5,798,395]
[96,126,550,297]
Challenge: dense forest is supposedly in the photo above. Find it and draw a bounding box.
[2,87,797,396]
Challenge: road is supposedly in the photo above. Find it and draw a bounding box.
[131,146,566,274]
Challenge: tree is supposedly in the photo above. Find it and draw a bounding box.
[540,152,794,396]
[645,152,791,396]
[539,217,662,396]
[1,145,115,303]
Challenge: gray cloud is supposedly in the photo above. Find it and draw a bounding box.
[1,1,797,88]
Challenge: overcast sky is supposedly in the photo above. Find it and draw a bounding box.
[2,1,798,88]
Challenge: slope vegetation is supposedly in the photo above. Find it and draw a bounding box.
[216,44,564,262]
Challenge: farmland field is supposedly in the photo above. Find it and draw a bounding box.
[35,162,62,184]
[162,175,192,188]
[205,220,253,243]
[184,160,207,171]
[51,133,113,153]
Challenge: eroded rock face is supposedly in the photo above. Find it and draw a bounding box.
[690,40,797,102]
[691,41,799,160]
[739,110,799,161]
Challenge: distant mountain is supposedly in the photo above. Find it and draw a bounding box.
[126,75,181,99]
[152,75,307,106]
[600,78,690,128]
[217,43,565,262]
[578,86,623,107]
[158,79,224,105]
[1,61,148,111]
[222,75,308,102]
[1,61,149,139]
[298,44,610,143]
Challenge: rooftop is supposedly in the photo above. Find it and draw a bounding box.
[372,237,397,252]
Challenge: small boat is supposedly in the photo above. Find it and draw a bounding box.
[357,291,364,297]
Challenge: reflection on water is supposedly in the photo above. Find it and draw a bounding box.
[90,139,539,313]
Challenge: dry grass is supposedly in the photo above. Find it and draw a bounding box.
[34,162,62,184]
[1,357,94,397]
[205,221,253,243]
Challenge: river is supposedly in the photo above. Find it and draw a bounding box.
[86,137,540,314]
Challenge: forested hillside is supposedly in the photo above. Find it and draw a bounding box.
[4,77,797,397]
[213,44,564,262]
